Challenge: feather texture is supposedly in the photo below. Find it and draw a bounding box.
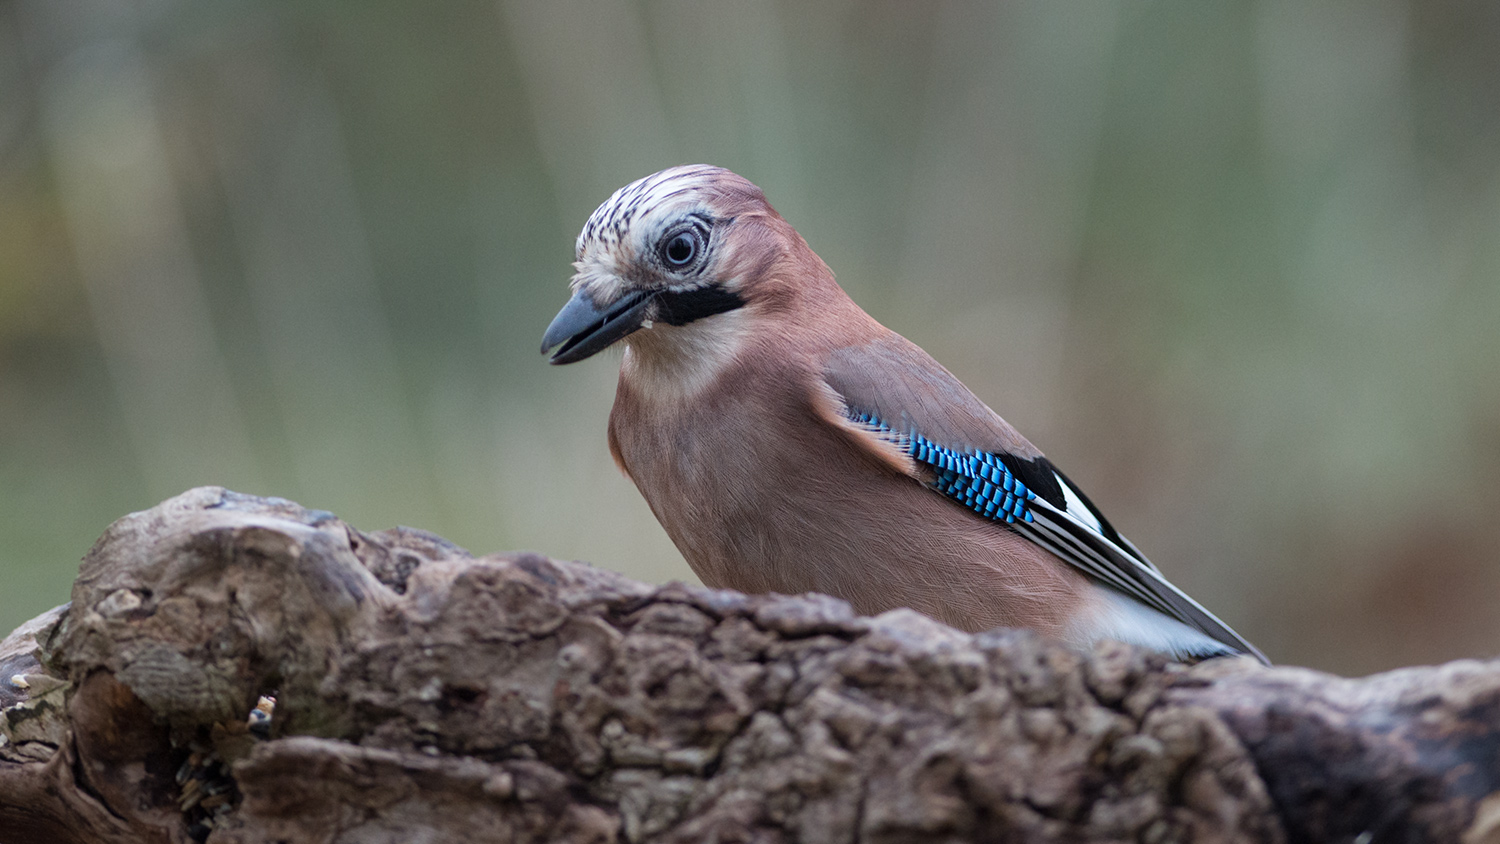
[546,164,1268,665]
[828,374,1264,663]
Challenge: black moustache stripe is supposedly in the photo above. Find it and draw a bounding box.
[655,285,745,326]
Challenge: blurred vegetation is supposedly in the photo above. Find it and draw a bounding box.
[1,1,1497,674]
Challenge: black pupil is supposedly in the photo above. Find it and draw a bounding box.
[665,233,696,265]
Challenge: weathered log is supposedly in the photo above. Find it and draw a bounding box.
[1,487,1497,843]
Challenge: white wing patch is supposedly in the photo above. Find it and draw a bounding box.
[1017,494,1267,663]
[1056,472,1104,533]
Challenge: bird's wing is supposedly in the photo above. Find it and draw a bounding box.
[816,335,1267,664]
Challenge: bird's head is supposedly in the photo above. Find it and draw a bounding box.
[541,165,812,365]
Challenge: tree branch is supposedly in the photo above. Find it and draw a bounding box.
[1,488,1497,843]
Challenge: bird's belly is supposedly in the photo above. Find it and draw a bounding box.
[612,409,1087,636]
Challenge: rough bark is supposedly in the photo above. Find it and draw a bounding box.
[1,487,1497,843]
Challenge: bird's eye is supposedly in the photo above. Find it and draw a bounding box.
[661,230,701,268]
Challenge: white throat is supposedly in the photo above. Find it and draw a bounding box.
[622,309,749,405]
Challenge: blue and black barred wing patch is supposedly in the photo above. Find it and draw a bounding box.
[843,407,1268,663]
[845,410,1037,524]
[844,408,1156,603]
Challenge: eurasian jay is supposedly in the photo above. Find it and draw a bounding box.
[541,165,1267,664]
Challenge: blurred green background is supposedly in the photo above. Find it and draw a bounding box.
[2,1,1497,674]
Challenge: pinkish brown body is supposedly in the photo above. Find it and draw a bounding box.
[543,165,1265,663]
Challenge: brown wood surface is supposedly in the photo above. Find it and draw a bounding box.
[1,487,1497,843]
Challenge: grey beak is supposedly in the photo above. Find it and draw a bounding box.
[540,289,654,365]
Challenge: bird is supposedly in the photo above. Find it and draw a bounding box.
[541,165,1267,664]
